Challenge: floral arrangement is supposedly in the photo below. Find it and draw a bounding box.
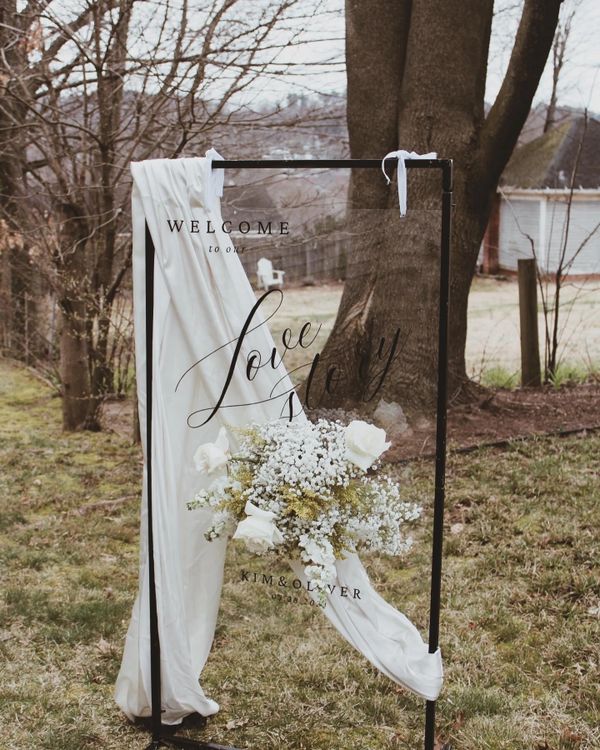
[187,418,421,595]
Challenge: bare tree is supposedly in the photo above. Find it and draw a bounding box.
[544,1,581,133]
[510,113,600,381]
[0,0,319,429]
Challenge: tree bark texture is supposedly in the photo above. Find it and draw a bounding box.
[311,0,562,413]
[56,202,96,431]
[0,1,42,364]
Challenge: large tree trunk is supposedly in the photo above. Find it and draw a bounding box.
[309,0,562,413]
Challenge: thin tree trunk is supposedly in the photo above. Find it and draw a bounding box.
[0,231,13,354]
[55,201,99,430]
[0,1,43,364]
[59,299,94,430]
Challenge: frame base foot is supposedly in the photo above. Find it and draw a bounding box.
[161,738,243,750]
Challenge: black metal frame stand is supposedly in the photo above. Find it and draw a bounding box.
[142,157,453,750]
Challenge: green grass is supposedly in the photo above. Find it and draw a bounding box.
[1,362,599,749]
[476,361,599,389]
[479,365,520,389]
[548,362,599,388]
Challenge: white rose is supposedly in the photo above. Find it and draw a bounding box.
[344,420,391,471]
[232,501,284,554]
[193,426,230,474]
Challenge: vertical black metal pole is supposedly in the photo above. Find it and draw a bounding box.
[145,222,163,748]
[424,160,453,750]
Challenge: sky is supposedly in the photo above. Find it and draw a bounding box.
[246,0,600,114]
[486,0,600,113]
[33,0,600,117]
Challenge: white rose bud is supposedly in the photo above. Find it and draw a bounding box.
[232,501,284,554]
[193,426,230,474]
[344,420,391,471]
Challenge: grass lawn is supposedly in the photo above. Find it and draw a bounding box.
[257,278,600,386]
[1,361,599,749]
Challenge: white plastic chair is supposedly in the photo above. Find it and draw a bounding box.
[256,257,285,290]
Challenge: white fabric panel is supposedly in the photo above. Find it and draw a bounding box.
[115,153,442,725]
[290,556,442,701]
[115,153,301,724]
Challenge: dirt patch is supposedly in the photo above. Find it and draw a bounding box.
[386,381,600,461]
[103,382,600,462]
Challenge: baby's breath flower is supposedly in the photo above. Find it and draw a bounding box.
[187,418,421,591]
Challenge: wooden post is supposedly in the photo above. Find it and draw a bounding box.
[518,258,541,387]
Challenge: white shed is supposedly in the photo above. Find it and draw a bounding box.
[483,116,600,277]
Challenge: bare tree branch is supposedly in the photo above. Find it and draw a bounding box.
[478,0,563,190]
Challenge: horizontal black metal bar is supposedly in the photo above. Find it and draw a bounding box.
[211,158,449,170]
[158,736,243,750]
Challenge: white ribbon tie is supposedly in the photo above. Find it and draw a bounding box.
[381,150,437,217]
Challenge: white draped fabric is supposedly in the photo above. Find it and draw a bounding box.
[115,153,442,725]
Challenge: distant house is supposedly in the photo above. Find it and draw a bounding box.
[221,173,349,284]
[482,116,600,277]
[219,179,286,280]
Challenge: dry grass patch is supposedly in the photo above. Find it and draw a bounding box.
[1,362,599,749]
